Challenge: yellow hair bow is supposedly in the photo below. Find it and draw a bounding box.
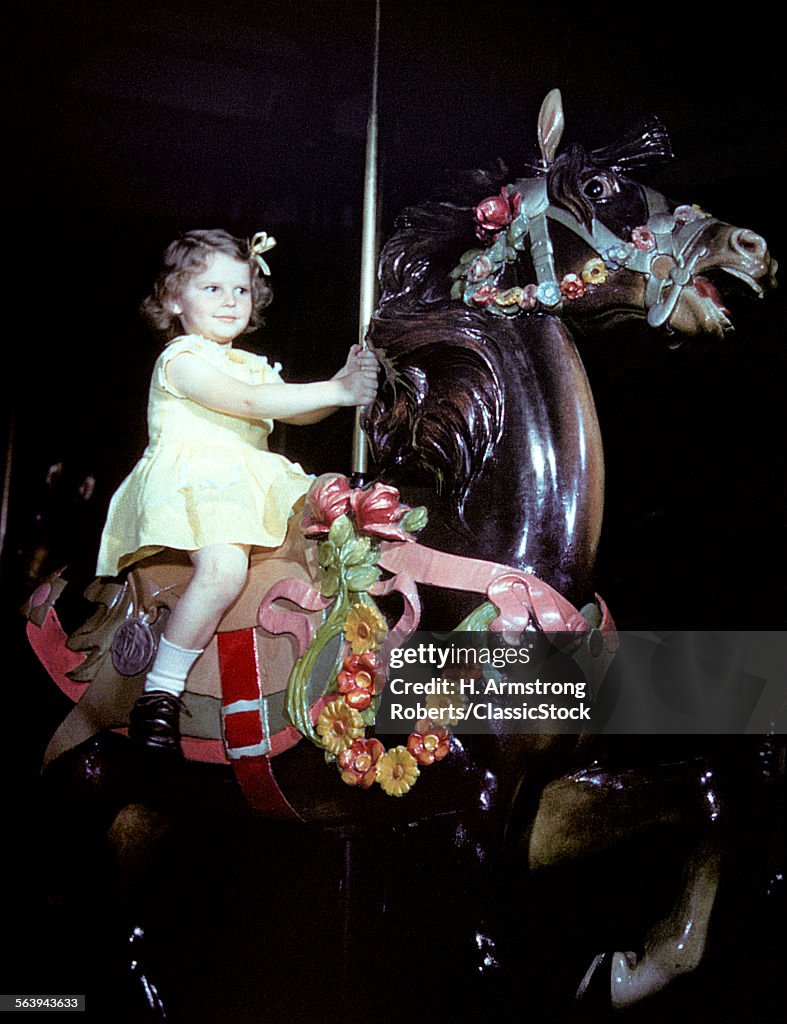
[249,231,277,276]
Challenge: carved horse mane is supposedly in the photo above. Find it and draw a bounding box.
[366,195,508,518]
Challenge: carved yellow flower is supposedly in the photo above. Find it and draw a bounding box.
[316,698,365,755]
[418,684,467,730]
[581,257,608,286]
[376,745,420,797]
[494,286,524,307]
[343,603,386,655]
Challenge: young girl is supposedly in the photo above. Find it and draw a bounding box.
[96,228,378,754]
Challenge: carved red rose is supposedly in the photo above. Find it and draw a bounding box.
[350,482,412,542]
[560,274,587,300]
[474,188,522,237]
[337,652,381,712]
[301,475,353,537]
[631,226,656,251]
[407,729,451,766]
[471,283,500,306]
[338,737,385,788]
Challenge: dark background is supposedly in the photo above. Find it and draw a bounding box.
[3,1,785,1021]
[6,0,785,624]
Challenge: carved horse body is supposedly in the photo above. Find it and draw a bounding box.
[25,91,777,1013]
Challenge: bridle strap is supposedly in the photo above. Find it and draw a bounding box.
[519,179,719,326]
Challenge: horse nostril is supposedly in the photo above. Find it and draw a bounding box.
[731,228,767,259]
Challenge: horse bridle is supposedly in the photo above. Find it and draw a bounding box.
[515,176,717,327]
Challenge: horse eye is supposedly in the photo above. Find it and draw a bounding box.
[582,175,615,200]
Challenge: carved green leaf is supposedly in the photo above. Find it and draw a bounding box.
[400,505,428,534]
[509,217,529,244]
[321,568,340,598]
[328,514,354,547]
[488,236,506,262]
[341,535,373,566]
[455,600,498,631]
[459,248,482,265]
[345,564,381,593]
[318,540,337,568]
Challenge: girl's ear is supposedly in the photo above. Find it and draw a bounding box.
[169,301,183,316]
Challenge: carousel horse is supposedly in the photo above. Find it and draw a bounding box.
[24,91,778,1015]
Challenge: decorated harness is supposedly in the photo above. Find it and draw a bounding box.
[450,174,721,329]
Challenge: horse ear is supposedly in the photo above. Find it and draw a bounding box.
[538,89,565,167]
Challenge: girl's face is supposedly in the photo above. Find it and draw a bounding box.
[171,252,253,344]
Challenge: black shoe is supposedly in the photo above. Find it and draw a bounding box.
[129,691,186,755]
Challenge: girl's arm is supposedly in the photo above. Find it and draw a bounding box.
[165,349,378,423]
[279,345,379,425]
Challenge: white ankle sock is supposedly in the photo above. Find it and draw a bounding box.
[144,635,204,697]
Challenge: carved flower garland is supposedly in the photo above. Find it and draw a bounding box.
[294,476,451,796]
[450,188,711,317]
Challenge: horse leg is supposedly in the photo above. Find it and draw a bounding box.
[588,735,785,1009]
[522,758,722,1008]
[39,734,179,1019]
[584,835,721,1008]
[106,803,173,1021]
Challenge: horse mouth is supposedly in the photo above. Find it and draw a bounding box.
[693,274,730,310]
[683,266,766,335]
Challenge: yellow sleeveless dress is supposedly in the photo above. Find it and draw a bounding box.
[96,334,312,576]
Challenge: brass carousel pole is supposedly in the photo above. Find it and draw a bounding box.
[350,0,381,486]
[341,5,383,1013]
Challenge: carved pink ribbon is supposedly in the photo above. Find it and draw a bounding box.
[377,541,616,646]
[257,578,330,655]
[486,572,588,634]
[369,570,422,636]
[370,570,422,668]
[258,540,617,657]
[594,592,619,652]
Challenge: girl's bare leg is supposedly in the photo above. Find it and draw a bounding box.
[130,544,250,752]
[166,543,251,649]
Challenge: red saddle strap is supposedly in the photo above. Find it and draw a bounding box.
[216,629,302,820]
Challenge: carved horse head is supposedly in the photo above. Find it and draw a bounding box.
[450,89,776,337]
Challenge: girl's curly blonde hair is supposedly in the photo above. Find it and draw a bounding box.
[141,228,273,341]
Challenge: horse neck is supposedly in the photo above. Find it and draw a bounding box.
[458,315,604,605]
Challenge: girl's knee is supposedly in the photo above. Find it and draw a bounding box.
[190,546,249,604]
